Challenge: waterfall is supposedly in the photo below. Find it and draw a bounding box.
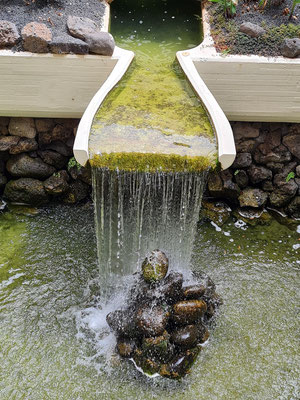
[92,168,208,293]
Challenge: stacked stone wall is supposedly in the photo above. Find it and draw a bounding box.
[0,117,91,206]
[206,121,300,220]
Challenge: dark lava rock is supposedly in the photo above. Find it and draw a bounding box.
[160,347,200,380]
[239,22,265,38]
[35,118,55,133]
[232,152,252,169]
[282,132,300,159]
[135,305,169,337]
[141,249,169,283]
[116,338,135,358]
[234,170,249,189]
[62,180,90,203]
[21,22,52,53]
[4,178,48,205]
[9,117,36,139]
[269,183,298,207]
[0,20,20,48]
[287,196,300,218]
[172,300,207,325]
[50,35,89,54]
[238,188,268,208]
[9,138,38,155]
[69,163,92,185]
[0,173,7,192]
[235,139,256,153]
[107,309,136,338]
[38,150,68,169]
[232,122,260,140]
[281,38,300,59]
[182,284,206,300]
[44,141,73,157]
[6,154,55,179]
[0,136,20,152]
[262,180,274,192]
[43,171,70,196]
[170,325,199,349]
[296,165,300,178]
[254,144,292,164]
[247,165,272,184]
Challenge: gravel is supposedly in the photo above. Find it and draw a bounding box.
[0,0,106,51]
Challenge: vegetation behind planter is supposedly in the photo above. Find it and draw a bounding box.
[208,0,300,57]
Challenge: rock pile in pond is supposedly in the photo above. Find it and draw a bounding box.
[106,250,222,380]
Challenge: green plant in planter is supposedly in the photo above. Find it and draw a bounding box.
[289,0,300,19]
[209,0,237,18]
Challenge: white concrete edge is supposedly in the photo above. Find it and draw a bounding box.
[176,49,236,170]
[73,46,135,166]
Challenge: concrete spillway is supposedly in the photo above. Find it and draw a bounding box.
[73,0,235,171]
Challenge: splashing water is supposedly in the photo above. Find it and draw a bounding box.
[92,169,208,294]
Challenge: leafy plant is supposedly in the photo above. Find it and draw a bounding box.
[234,169,240,175]
[286,172,295,182]
[209,0,237,18]
[289,0,300,19]
[68,157,82,171]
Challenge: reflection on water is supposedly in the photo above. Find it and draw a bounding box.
[0,205,299,399]
[89,0,216,168]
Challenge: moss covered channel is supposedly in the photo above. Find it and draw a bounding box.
[89,0,216,172]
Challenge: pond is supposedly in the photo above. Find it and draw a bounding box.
[0,204,299,399]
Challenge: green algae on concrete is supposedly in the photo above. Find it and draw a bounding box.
[89,0,216,172]
[90,152,214,173]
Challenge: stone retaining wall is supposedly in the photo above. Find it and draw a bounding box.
[206,121,300,220]
[1,118,299,220]
[0,117,91,206]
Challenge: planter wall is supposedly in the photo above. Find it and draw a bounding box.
[0,51,118,118]
[187,2,300,123]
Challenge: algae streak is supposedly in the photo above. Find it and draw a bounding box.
[89,0,216,172]
[90,153,214,173]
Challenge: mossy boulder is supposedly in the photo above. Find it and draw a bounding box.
[141,249,169,283]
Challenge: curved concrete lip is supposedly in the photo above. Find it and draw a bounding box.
[73,45,134,166]
[176,47,236,170]
[74,43,236,169]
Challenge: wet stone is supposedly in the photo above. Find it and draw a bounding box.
[173,300,207,325]
[159,272,183,302]
[117,338,135,358]
[183,284,206,300]
[142,331,174,362]
[239,188,268,208]
[160,347,200,380]
[170,325,199,349]
[141,249,169,283]
[106,309,136,338]
[135,305,169,337]
[197,324,210,343]
[234,169,249,189]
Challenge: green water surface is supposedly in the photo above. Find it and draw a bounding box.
[89,0,216,172]
[0,205,299,399]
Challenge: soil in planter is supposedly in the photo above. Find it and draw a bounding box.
[0,0,106,52]
[209,0,300,56]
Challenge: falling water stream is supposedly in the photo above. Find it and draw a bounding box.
[90,0,217,289]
